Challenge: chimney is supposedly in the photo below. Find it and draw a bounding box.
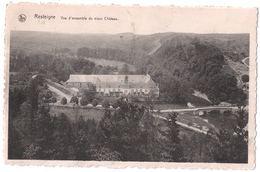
[124,76,128,85]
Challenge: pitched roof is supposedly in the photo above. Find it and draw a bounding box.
[96,82,122,88]
[66,75,100,83]
[95,81,157,89]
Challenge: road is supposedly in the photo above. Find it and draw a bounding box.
[47,84,71,101]
[241,57,249,68]
[156,106,237,113]
[152,114,208,134]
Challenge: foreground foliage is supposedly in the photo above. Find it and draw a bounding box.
[8,74,248,162]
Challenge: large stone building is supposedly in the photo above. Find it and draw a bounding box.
[65,74,159,97]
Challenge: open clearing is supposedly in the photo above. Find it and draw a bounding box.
[225,57,248,76]
[86,57,136,71]
[50,105,105,122]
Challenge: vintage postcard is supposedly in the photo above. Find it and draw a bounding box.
[4,3,257,169]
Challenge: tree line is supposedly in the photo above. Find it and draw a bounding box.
[10,50,122,83]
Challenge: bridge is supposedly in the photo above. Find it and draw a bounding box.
[155,106,238,115]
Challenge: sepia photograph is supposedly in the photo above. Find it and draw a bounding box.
[4,3,257,169]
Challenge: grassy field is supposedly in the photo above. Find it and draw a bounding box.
[86,57,136,72]
[226,58,249,76]
[50,105,105,122]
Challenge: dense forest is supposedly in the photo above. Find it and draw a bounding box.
[10,50,120,82]
[9,73,248,162]
[139,37,247,105]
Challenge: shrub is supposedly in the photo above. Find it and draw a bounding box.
[51,97,57,104]
[208,110,221,118]
[92,99,98,107]
[223,110,232,117]
[129,95,139,102]
[70,96,79,104]
[102,100,110,108]
[80,96,88,106]
[207,127,215,135]
[111,100,119,109]
[61,97,67,105]
[82,88,96,102]
[94,94,103,102]
[45,90,53,99]
[43,83,48,89]
[241,74,249,83]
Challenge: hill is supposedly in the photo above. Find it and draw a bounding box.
[10,30,249,105]
[10,30,249,63]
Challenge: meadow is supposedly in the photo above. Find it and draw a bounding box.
[50,105,106,122]
[86,57,136,72]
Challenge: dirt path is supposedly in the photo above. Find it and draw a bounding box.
[48,84,71,101]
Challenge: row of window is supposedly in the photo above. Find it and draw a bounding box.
[67,83,159,92]
[99,88,150,92]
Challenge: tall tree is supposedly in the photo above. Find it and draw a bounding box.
[119,63,130,74]
[164,113,185,162]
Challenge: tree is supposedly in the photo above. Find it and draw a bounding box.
[70,96,79,104]
[111,99,119,109]
[51,97,57,104]
[92,99,98,107]
[8,123,24,159]
[22,144,41,159]
[119,63,130,74]
[230,88,247,106]
[61,97,67,105]
[98,99,149,161]
[82,85,96,103]
[241,74,249,83]
[80,96,88,106]
[52,113,75,160]
[28,74,45,111]
[34,104,55,159]
[45,90,53,99]
[102,100,110,108]
[164,113,185,162]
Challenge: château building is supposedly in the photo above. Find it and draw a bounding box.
[65,74,159,97]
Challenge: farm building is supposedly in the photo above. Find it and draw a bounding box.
[65,74,159,97]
